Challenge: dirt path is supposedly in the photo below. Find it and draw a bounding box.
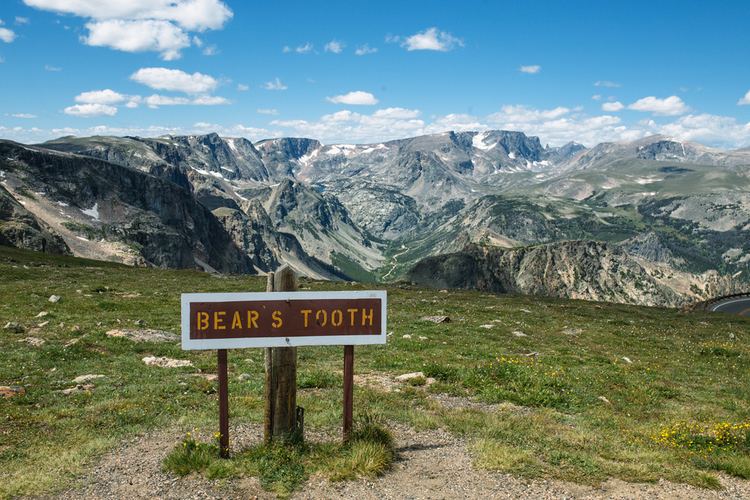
[54,422,750,500]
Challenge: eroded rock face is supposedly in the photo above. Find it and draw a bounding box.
[0,185,69,254]
[408,241,742,308]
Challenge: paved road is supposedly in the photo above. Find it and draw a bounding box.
[711,296,750,317]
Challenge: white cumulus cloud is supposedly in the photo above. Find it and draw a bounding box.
[629,95,689,116]
[257,108,279,115]
[738,90,750,105]
[130,67,218,94]
[75,89,127,105]
[327,91,378,105]
[0,27,16,43]
[23,0,232,59]
[398,27,463,52]
[601,101,624,112]
[64,103,118,117]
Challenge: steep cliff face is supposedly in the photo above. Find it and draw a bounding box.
[0,141,252,273]
[408,241,741,307]
[0,185,69,255]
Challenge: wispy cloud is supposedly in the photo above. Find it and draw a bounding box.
[283,42,313,54]
[354,44,377,56]
[262,77,287,91]
[324,40,344,54]
[256,108,279,115]
[594,80,621,88]
[44,64,62,71]
[519,65,541,74]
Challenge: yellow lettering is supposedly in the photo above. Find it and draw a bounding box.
[301,309,312,327]
[197,311,209,330]
[347,308,358,326]
[315,309,328,327]
[362,308,373,326]
[272,310,283,329]
[246,310,259,329]
[331,309,343,327]
[214,311,226,330]
[231,311,242,330]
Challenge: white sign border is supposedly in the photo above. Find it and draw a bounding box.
[181,290,387,350]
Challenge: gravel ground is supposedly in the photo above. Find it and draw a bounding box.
[48,420,750,500]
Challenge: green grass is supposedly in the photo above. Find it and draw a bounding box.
[163,418,394,497]
[1,245,750,497]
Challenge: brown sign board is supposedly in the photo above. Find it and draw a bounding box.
[181,291,387,349]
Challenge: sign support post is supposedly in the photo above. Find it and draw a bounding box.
[217,348,229,458]
[343,345,354,442]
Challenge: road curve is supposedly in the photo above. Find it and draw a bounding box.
[710,296,750,317]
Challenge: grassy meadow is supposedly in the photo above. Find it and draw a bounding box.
[1,245,749,497]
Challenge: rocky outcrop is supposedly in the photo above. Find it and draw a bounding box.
[0,141,251,273]
[408,241,741,307]
[0,184,69,254]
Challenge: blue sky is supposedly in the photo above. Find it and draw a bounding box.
[1,0,750,147]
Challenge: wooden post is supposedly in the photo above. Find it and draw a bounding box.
[263,272,274,444]
[264,265,300,442]
[343,345,354,443]
[217,348,229,458]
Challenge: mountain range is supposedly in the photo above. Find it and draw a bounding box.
[1,129,748,307]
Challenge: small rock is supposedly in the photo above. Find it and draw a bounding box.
[0,386,25,398]
[76,289,82,294]
[395,371,425,382]
[238,373,252,381]
[19,337,45,347]
[48,295,61,303]
[402,334,412,339]
[60,384,94,395]
[598,396,612,405]
[479,324,494,329]
[418,336,428,340]
[37,321,49,328]
[421,315,451,324]
[72,374,105,384]
[622,356,633,364]
[729,332,736,340]
[193,373,218,382]
[70,325,81,333]
[36,311,49,318]
[3,321,24,333]
[64,337,81,348]
[512,330,527,337]
[562,327,583,336]
[106,329,178,343]
[524,351,540,357]
[439,289,448,293]
[134,319,145,327]
[519,308,532,313]
[142,356,193,368]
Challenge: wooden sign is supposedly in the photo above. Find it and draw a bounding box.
[181,291,387,350]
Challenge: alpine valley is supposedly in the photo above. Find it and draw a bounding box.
[1,130,749,307]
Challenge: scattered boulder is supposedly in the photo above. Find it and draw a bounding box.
[72,374,105,384]
[238,373,252,381]
[3,322,24,333]
[598,396,612,405]
[35,311,49,318]
[622,356,633,364]
[70,325,81,333]
[479,324,494,329]
[48,295,61,303]
[60,384,94,395]
[562,327,583,336]
[402,334,412,339]
[134,319,145,327]
[0,386,25,398]
[421,315,451,324]
[396,371,425,382]
[512,330,528,337]
[142,356,193,368]
[106,328,178,343]
[19,337,45,347]
[418,336,428,340]
[37,321,49,328]
[193,373,218,382]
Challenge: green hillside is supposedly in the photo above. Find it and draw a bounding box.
[1,245,749,497]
